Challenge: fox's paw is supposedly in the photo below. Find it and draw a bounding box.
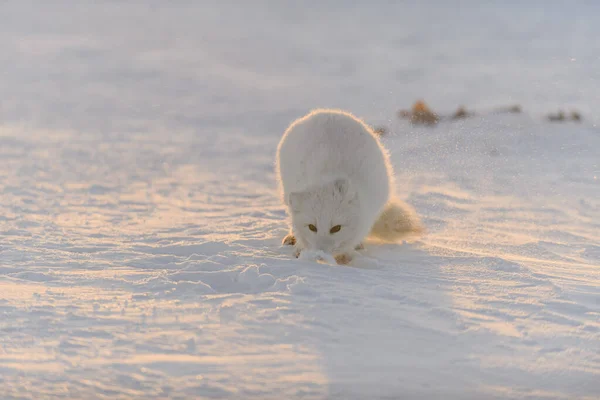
[282,234,296,246]
[335,253,352,265]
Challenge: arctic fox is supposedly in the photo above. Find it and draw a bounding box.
[276,109,422,264]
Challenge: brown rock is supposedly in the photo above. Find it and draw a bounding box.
[410,100,438,125]
[373,126,387,136]
[496,104,522,114]
[452,106,473,120]
[548,111,566,122]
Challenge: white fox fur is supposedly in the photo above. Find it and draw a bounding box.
[276,109,422,263]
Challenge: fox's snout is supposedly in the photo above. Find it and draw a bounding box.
[312,237,334,253]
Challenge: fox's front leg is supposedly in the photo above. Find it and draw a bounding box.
[282,233,296,246]
[282,232,303,258]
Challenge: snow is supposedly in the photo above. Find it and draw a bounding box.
[1,1,599,399]
[298,250,338,266]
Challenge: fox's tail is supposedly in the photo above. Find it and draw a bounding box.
[369,198,423,242]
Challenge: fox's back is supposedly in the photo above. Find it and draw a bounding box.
[276,109,392,212]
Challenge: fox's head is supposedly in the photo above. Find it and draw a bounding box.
[287,178,362,255]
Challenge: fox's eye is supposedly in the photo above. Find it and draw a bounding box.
[330,225,341,234]
[308,224,317,232]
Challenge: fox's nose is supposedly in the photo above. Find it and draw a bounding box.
[316,237,334,252]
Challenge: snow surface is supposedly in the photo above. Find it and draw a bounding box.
[1,1,599,399]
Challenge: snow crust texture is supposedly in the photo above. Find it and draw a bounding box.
[1,1,599,399]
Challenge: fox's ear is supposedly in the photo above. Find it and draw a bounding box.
[333,178,350,196]
[289,190,309,212]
